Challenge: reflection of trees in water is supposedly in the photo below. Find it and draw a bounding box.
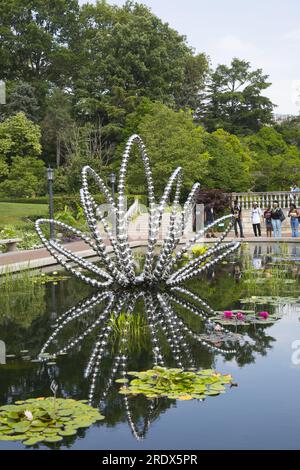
[0,362,46,404]
[186,266,277,367]
[233,325,276,367]
[0,279,45,329]
[185,265,245,311]
[190,252,300,310]
[0,277,93,354]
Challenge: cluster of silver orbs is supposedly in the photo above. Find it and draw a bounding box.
[36,134,244,440]
[39,287,239,374]
[36,134,239,288]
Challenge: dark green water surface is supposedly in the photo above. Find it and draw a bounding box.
[1,244,300,449]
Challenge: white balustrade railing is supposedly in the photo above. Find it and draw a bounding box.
[125,198,140,223]
[231,191,300,209]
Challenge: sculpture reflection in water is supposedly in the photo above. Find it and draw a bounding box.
[38,286,245,440]
[34,134,245,440]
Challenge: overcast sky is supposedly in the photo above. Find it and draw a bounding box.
[79,0,300,115]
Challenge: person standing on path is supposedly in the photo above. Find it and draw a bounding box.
[263,205,272,237]
[288,203,299,237]
[290,183,300,204]
[251,202,263,237]
[271,201,285,238]
[231,198,244,238]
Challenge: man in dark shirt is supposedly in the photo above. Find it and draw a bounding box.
[231,198,244,238]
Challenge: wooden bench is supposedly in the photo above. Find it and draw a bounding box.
[0,238,22,252]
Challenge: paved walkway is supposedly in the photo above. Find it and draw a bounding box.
[0,238,152,273]
[0,240,94,273]
[1,235,300,273]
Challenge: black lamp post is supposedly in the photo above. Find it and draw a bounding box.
[46,166,55,240]
[50,283,57,320]
[109,172,116,200]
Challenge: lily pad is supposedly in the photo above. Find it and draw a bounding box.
[44,435,63,443]
[0,397,104,447]
[59,428,77,437]
[23,437,44,446]
[117,367,234,401]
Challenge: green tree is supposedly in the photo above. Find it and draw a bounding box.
[0,156,9,180]
[121,101,210,197]
[203,129,253,192]
[53,123,108,194]
[121,97,157,139]
[0,0,208,121]
[76,1,207,106]
[245,127,300,190]
[0,156,45,197]
[201,58,275,135]
[73,86,138,167]
[0,112,41,164]
[41,88,74,166]
[4,81,40,121]
[174,53,209,111]
[68,1,208,168]
[275,115,300,150]
[0,0,210,181]
[0,0,79,85]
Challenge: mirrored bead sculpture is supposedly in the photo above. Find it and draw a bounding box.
[35,134,240,287]
[39,287,248,440]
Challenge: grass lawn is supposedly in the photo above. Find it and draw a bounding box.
[0,202,48,227]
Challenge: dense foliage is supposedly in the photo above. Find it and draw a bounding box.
[0,0,299,200]
[200,58,274,135]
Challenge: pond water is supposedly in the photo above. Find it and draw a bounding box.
[1,243,300,450]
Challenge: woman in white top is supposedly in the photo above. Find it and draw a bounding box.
[251,202,263,237]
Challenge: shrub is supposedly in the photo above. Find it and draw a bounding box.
[0,156,46,197]
[0,224,43,252]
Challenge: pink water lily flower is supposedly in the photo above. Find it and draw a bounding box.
[236,312,245,320]
[223,310,233,318]
[259,311,269,319]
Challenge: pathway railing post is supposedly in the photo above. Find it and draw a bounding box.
[227,191,298,210]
